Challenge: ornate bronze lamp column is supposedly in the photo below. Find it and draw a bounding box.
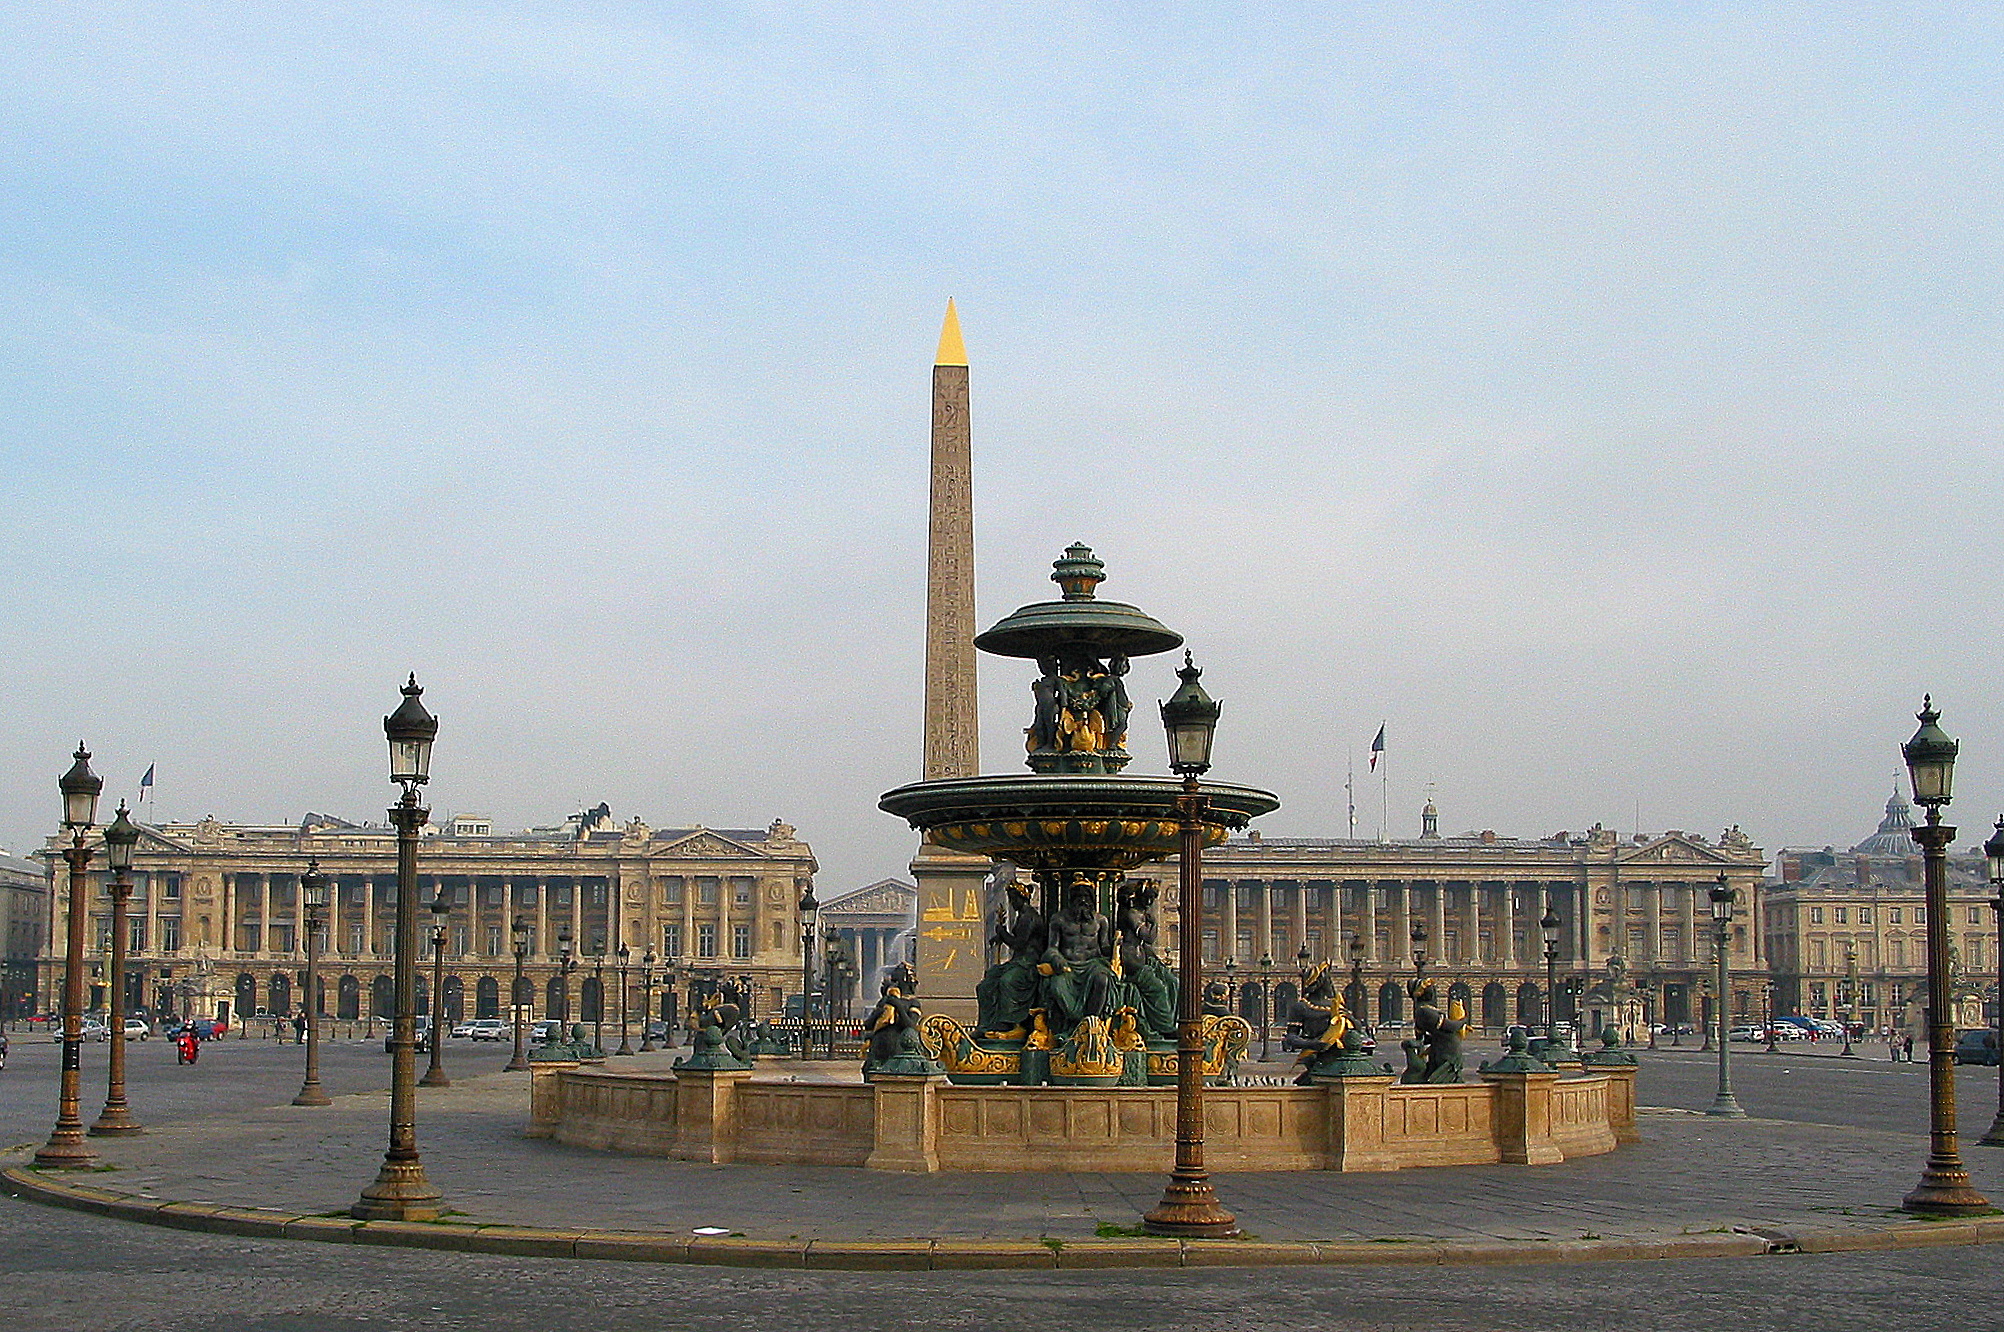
[92,801,143,1135]
[353,675,444,1221]
[1349,932,1368,1035]
[590,946,606,1054]
[505,916,531,1071]
[293,861,331,1106]
[797,886,818,1058]
[420,891,451,1088]
[615,943,634,1056]
[638,949,658,1052]
[1840,943,1858,1057]
[1900,698,1989,1212]
[1144,654,1237,1238]
[1540,905,1561,1056]
[1706,875,1745,1117]
[1980,819,2004,1148]
[37,744,104,1168]
[1258,952,1274,1062]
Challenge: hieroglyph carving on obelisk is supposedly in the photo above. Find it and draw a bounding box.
[923,299,979,781]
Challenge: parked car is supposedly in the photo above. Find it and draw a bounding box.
[1729,1025,1767,1042]
[450,1019,479,1039]
[79,1017,111,1042]
[166,1018,223,1040]
[383,1018,439,1053]
[464,1018,508,1041]
[642,1019,678,1046]
[1954,1030,2000,1066]
[122,1018,150,1041]
[530,1019,565,1044]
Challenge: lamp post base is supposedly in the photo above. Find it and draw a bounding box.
[419,1068,451,1088]
[35,1125,100,1168]
[352,1155,443,1221]
[89,1101,145,1136]
[292,1080,332,1107]
[1901,1159,1990,1215]
[1142,1176,1239,1239]
[1705,1094,1747,1118]
[615,1039,635,1056]
[1978,1111,2004,1148]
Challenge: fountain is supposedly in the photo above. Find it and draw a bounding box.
[879,544,1279,1087]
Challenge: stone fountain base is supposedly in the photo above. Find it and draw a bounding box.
[527,1061,1634,1173]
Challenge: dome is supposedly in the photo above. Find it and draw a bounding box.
[1851,788,1918,856]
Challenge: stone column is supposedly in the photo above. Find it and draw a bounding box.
[1681,883,1697,964]
[363,877,378,958]
[1292,884,1309,959]
[1362,883,1379,961]
[1500,882,1516,969]
[1644,882,1661,964]
[533,878,549,961]
[1256,880,1273,959]
[1223,881,1240,961]
[1393,882,1410,966]
[1428,882,1446,966]
[568,879,584,951]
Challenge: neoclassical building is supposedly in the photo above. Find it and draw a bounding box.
[1124,805,1769,1036]
[1,850,48,1019]
[35,807,818,1030]
[1763,790,1994,1033]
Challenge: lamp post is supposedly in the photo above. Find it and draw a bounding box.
[798,885,818,1059]
[590,945,607,1055]
[615,943,634,1056]
[1540,905,1560,1056]
[1763,979,1779,1054]
[1144,652,1237,1238]
[1257,952,1274,1062]
[353,674,444,1221]
[556,931,575,1030]
[505,916,531,1071]
[92,801,143,1135]
[1700,975,1713,1052]
[1409,922,1429,985]
[1349,932,1368,1034]
[1840,941,1858,1058]
[638,949,658,1052]
[1224,954,1238,1023]
[1978,817,2004,1148]
[1706,874,1745,1117]
[1899,697,1988,1213]
[1641,978,1658,1050]
[420,890,451,1088]
[37,744,104,1168]
[292,860,331,1106]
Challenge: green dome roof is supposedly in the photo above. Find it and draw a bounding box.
[973,543,1184,660]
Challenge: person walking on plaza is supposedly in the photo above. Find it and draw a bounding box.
[1902,1032,1915,1062]
[292,1009,306,1045]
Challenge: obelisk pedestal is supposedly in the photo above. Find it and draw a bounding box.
[912,299,989,1022]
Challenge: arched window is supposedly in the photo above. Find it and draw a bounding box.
[1377,981,1404,1025]
[371,974,394,1019]
[476,976,500,1019]
[268,973,291,1015]
[338,975,360,1020]
[236,973,257,1018]
[581,976,604,1023]
[1482,982,1508,1030]
[1516,981,1542,1026]
[546,976,566,1022]
[442,975,464,1023]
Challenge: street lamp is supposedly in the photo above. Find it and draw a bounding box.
[37,744,104,1168]
[1763,979,1779,1054]
[1640,978,1657,1050]
[614,943,634,1056]
[798,885,818,1059]
[1540,904,1561,1059]
[292,860,331,1106]
[91,800,143,1135]
[1409,921,1428,984]
[505,916,532,1071]
[1978,816,2004,1148]
[1840,941,1858,1058]
[353,674,444,1221]
[1257,952,1275,1062]
[420,889,451,1088]
[1699,974,1713,1052]
[638,948,658,1052]
[556,930,576,1030]
[1706,874,1745,1117]
[590,944,607,1055]
[1898,696,1988,1213]
[1349,932,1368,1033]
[1144,651,1237,1239]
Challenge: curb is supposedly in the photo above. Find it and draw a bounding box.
[6,1162,1999,1271]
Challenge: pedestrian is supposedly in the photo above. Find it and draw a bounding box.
[1903,1032,1915,1062]
[292,1010,306,1045]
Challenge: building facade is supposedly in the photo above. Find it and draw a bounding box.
[818,878,916,1012]
[1123,806,1769,1037]
[1,851,48,1019]
[35,808,818,1030]
[1763,791,1993,1034]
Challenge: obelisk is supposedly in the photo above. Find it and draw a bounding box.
[911,299,990,1021]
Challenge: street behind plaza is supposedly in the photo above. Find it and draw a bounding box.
[0,1031,1998,1330]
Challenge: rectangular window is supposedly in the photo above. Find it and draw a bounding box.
[454,926,470,955]
[554,884,573,907]
[486,926,502,956]
[164,875,181,900]
[129,918,146,953]
[661,877,683,904]
[732,878,752,907]
[160,916,180,953]
[1889,907,1902,924]
[269,924,293,954]
[590,882,607,908]
[1834,907,1847,924]
[1891,938,1905,968]
[732,924,752,959]
[1971,907,1984,925]
[1917,906,1926,924]
[697,923,716,959]
[349,924,365,955]
[698,878,719,906]
[662,923,682,959]
[1858,907,1871,923]
[1810,907,1823,924]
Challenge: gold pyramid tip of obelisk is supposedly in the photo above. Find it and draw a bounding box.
[935,299,967,366]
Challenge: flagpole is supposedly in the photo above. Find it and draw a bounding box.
[1345,754,1356,840]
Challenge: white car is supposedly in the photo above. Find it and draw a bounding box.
[79,1018,111,1042]
[463,1018,509,1041]
[122,1018,150,1041]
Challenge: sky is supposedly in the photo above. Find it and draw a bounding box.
[3,5,2002,890]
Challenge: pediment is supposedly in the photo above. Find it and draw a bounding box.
[651,830,763,860]
[824,879,917,916]
[1615,834,1729,867]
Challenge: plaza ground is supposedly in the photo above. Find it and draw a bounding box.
[1,1029,1999,1329]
